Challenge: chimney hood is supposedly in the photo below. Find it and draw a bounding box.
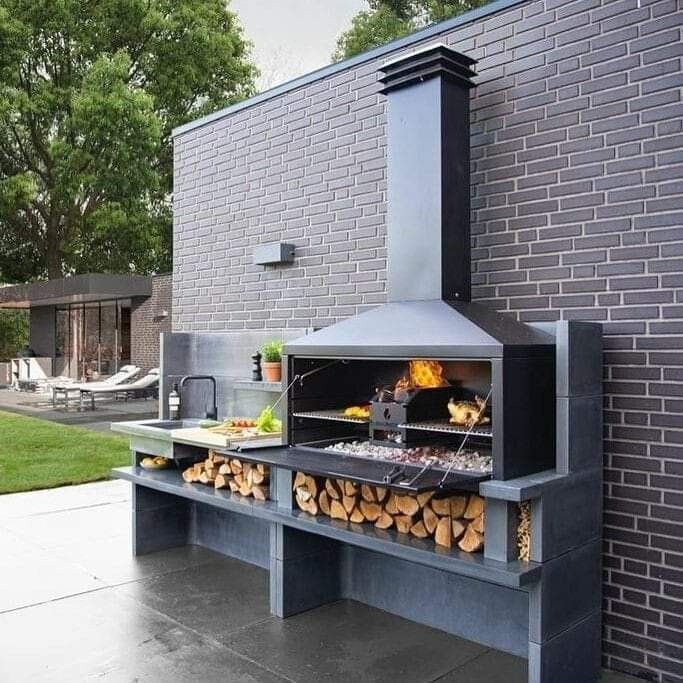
[286,44,554,359]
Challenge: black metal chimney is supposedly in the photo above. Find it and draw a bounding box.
[379,44,477,303]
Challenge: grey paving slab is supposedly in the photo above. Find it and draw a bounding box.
[116,558,272,640]
[436,649,527,682]
[0,526,105,613]
[0,479,129,520]
[0,585,287,683]
[224,599,486,683]
[51,535,223,586]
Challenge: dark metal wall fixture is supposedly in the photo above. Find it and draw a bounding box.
[117,44,604,683]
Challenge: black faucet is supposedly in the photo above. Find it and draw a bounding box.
[178,375,218,420]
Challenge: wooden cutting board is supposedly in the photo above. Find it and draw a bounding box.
[170,427,281,448]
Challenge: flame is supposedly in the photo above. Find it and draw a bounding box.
[393,360,448,397]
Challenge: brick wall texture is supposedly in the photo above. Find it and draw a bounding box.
[131,273,171,370]
[173,1,683,679]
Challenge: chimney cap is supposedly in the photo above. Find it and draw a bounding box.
[379,43,477,94]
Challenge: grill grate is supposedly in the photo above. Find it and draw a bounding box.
[292,410,369,424]
[398,420,492,438]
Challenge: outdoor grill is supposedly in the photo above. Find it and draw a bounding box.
[244,45,556,493]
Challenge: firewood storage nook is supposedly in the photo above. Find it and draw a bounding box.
[113,46,604,682]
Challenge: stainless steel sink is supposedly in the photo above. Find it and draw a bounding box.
[139,419,202,430]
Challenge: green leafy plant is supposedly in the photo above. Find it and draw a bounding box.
[256,405,282,434]
[261,340,284,363]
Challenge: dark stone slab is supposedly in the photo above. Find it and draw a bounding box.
[224,599,488,683]
[557,395,603,473]
[343,546,530,658]
[484,499,519,563]
[529,540,602,643]
[528,611,602,683]
[555,321,603,397]
[191,504,270,569]
[116,558,271,641]
[531,469,602,562]
[132,485,190,555]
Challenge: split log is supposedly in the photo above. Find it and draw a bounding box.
[228,479,240,493]
[431,497,451,516]
[417,491,434,508]
[214,474,230,490]
[218,463,232,475]
[239,481,251,497]
[375,486,388,504]
[385,493,399,515]
[359,500,382,522]
[230,459,243,475]
[361,484,377,503]
[344,480,359,497]
[304,475,318,498]
[449,495,468,519]
[182,468,194,483]
[330,499,348,521]
[342,495,357,515]
[326,479,342,500]
[319,490,330,515]
[435,517,452,548]
[410,520,429,538]
[251,468,268,486]
[458,525,484,553]
[471,513,485,535]
[464,495,485,520]
[397,495,419,517]
[350,507,365,523]
[296,486,312,502]
[252,485,268,501]
[422,504,438,535]
[375,511,394,530]
[293,471,307,490]
[395,515,413,534]
[452,520,466,541]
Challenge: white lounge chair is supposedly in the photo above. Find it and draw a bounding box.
[52,365,141,409]
[79,369,160,410]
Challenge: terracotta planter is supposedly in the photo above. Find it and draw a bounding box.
[262,361,282,383]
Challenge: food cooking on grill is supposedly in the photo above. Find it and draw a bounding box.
[447,395,490,427]
[343,405,370,419]
[325,440,492,473]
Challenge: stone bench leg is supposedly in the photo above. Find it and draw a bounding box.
[132,483,190,555]
[269,466,342,618]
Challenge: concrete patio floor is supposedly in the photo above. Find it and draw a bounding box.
[0,481,638,682]
[0,388,157,432]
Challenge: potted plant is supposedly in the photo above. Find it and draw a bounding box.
[261,340,284,383]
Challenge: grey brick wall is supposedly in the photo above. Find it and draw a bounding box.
[131,274,172,370]
[173,1,683,679]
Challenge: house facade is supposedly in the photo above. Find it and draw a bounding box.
[0,272,171,380]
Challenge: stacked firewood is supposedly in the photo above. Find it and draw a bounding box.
[293,472,485,552]
[517,501,531,561]
[182,451,269,500]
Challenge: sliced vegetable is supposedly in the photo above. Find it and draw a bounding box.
[199,419,221,429]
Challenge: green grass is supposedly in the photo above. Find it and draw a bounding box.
[0,410,130,494]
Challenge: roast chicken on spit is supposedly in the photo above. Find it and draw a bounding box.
[447,395,490,427]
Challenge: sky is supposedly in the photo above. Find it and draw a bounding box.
[231,0,367,91]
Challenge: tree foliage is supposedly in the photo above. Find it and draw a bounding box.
[334,0,491,61]
[0,309,28,361]
[0,0,257,282]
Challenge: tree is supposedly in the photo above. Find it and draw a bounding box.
[333,0,491,61]
[0,0,257,282]
[0,310,28,361]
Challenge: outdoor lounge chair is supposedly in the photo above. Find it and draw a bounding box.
[79,369,160,410]
[51,365,141,409]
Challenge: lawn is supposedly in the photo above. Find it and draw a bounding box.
[0,410,130,494]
